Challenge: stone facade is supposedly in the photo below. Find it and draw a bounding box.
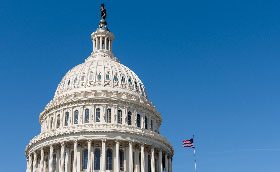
[25,10,174,172]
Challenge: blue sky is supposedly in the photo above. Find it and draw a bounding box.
[1,0,280,171]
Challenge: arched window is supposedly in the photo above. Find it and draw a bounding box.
[94,149,101,170]
[121,76,125,83]
[137,114,141,128]
[74,110,79,124]
[96,108,100,122]
[84,109,89,123]
[82,149,88,170]
[97,73,102,81]
[56,114,60,128]
[127,111,132,126]
[106,149,113,170]
[65,112,69,126]
[120,149,124,171]
[117,110,122,124]
[128,77,132,85]
[106,109,111,123]
[145,116,148,129]
[106,73,110,80]
[113,75,118,82]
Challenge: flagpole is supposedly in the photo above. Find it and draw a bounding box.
[193,134,197,172]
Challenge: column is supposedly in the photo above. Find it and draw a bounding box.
[28,154,32,172]
[56,149,60,172]
[40,149,44,172]
[159,150,163,172]
[26,158,29,172]
[108,40,111,51]
[165,154,169,172]
[105,37,108,50]
[49,146,54,172]
[115,141,120,172]
[141,145,145,172]
[141,115,145,129]
[101,140,106,172]
[33,152,37,172]
[87,140,92,172]
[65,149,70,172]
[99,37,102,50]
[73,141,78,172]
[169,158,172,172]
[128,142,133,172]
[135,150,140,172]
[60,143,65,172]
[151,148,155,172]
[77,146,81,172]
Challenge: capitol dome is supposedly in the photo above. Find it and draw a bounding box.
[26,4,173,172]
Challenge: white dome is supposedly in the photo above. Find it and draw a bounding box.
[54,53,147,100]
[26,13,173,172]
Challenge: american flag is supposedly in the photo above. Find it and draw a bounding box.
[183,138,194,148]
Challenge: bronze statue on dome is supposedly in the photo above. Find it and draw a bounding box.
[100,3,107,20]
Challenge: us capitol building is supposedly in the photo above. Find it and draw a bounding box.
[25,4,174,172]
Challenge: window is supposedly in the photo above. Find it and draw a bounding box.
[106,73,110,80]
[117,110,122,124]
[65,112,69,126]
[128,77,132,85]
[74,110,79,124]
[96,108,100,122]
[56,114,60,128]
[145,116,148,129]
[84,109,89,123]
[82,149,88,170]
[135,81,138,91]
[127,111,132,126]
[121,76,125,83]
[106,109,111,123]
[151,120,153,131]
[113,75,118,82]
[106,149,113,170]
[97,73,102,81]
[120,150,124,171]
[94,149,101,170]
[137,114,141,128]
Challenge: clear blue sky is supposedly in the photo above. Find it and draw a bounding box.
[1,0,280,171]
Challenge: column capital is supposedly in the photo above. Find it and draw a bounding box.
[87,140,92,143]
[61,142,65,146]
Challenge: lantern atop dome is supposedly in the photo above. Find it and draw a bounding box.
[90,3,115,56]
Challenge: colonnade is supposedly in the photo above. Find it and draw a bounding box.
[93,36,113,52]
[26,140,172,172]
